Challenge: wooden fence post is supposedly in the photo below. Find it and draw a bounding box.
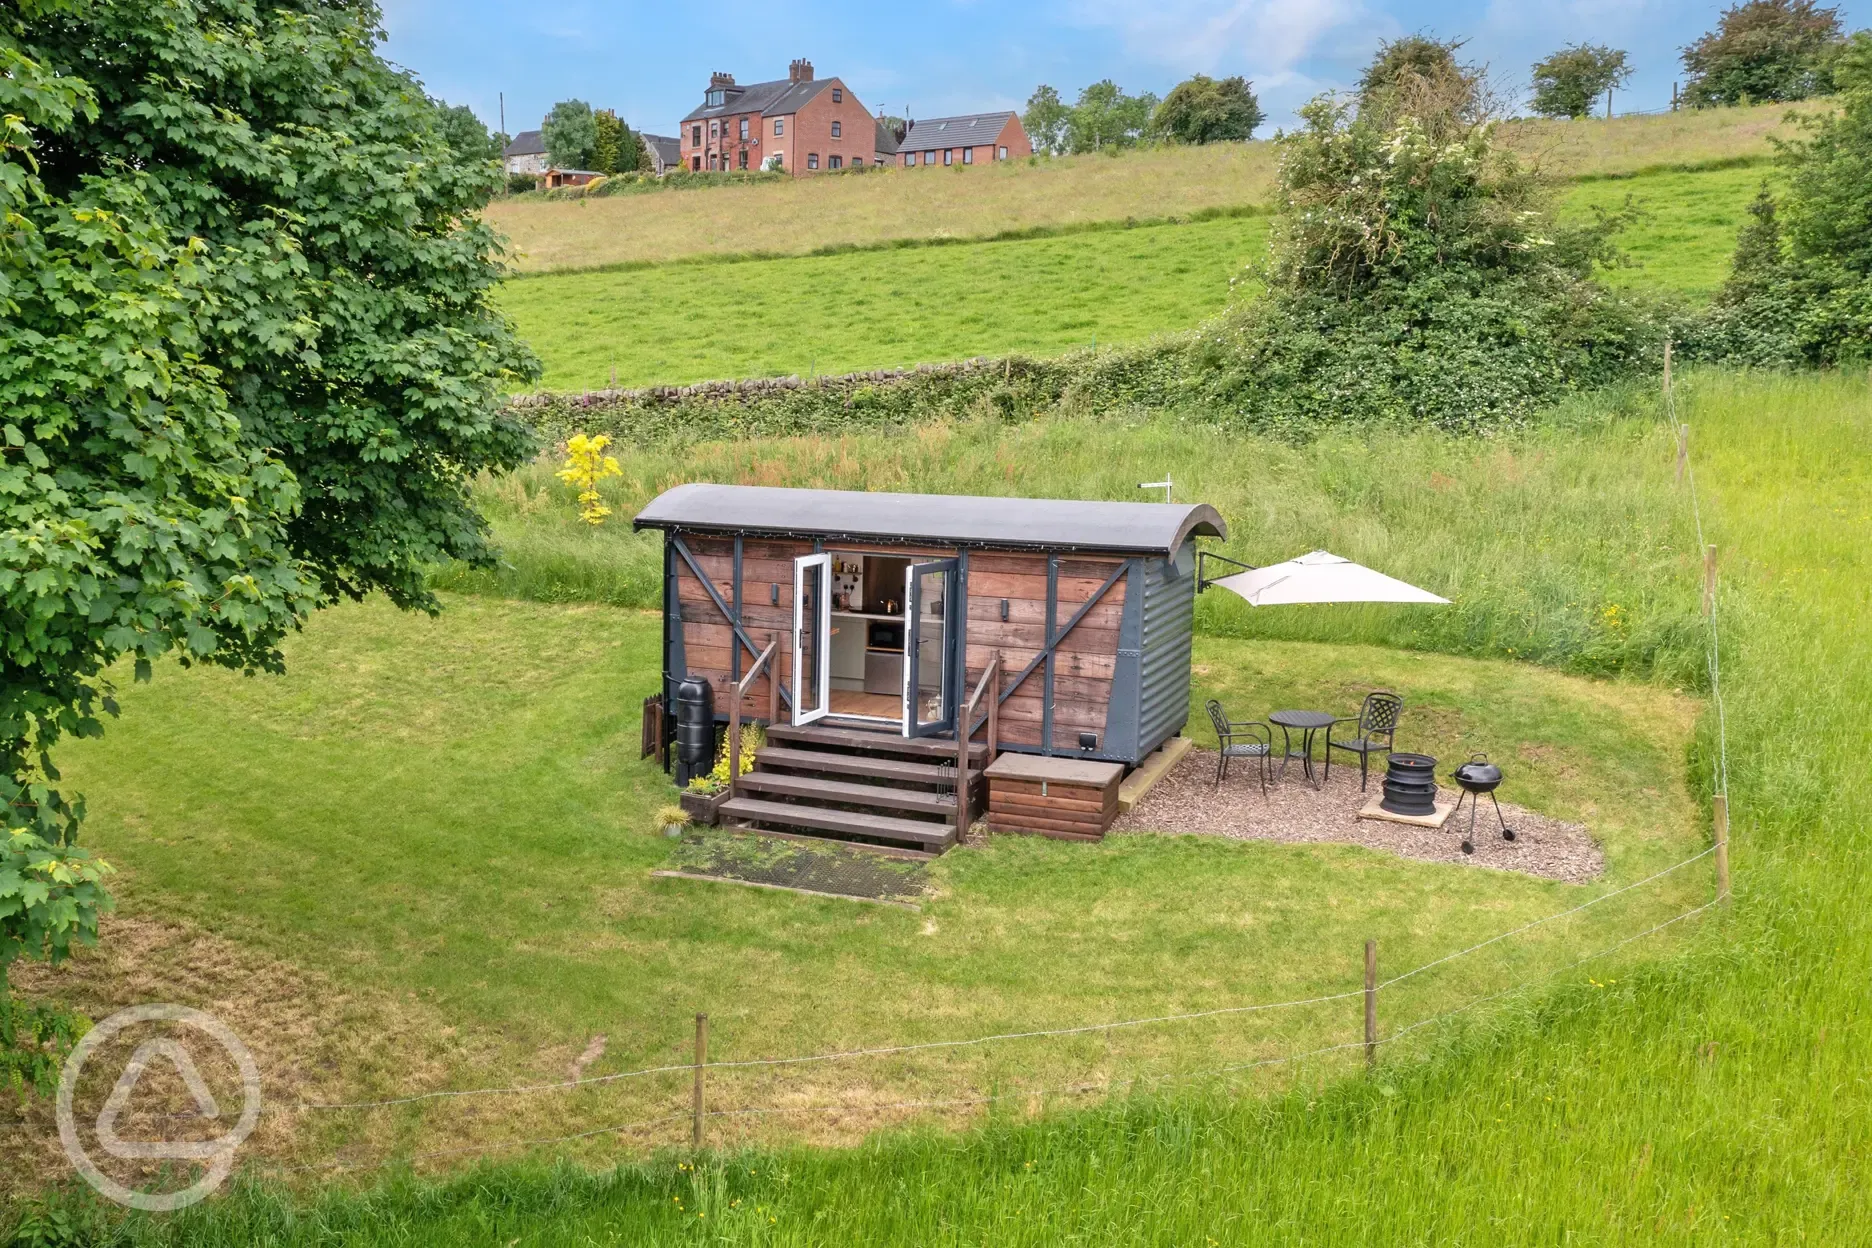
[1663,338,1673,398]
[692,1012,708,1151]
[1714,794,1731,901]
[1703,545,1718,617]
[1364,939,1378,1069]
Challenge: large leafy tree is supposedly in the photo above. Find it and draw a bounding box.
[1682,0,1847,106]
[1065,80,1160,153]
[542,98,598,170]
[1,0,537,1005]
[1154,75,1266,144]
[1022,85,1069,155]
[1530,44,1633,119]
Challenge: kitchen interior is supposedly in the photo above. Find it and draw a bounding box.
[827,552,910,721]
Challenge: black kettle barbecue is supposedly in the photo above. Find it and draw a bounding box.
[1449,753,1516,855]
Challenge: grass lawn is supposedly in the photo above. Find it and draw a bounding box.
[42,596,1701,1175]
[487,103,1816,274]
[498,215,1267,390]
[502,167,1763,391]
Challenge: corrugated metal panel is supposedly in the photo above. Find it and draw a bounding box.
[1136,544,1197,756]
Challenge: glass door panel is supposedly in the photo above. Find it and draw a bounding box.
[792,553,831,726]
[902,558,957,738]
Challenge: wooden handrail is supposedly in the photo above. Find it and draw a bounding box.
[955,654,1001,841]
[729,636,778,800]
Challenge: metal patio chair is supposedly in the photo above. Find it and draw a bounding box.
[1206,699,1272,796]
[1325,691,1404,791]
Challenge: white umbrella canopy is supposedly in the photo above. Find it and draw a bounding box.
[1209,550,1449,607]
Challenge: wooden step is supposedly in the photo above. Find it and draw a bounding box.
[766,723,989,764]
[754,746,956,787]
[738,772,957,817]
[719,798,957,852]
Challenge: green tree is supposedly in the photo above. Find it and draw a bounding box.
[542,98,598,169]
[1682,0,1847,106]
[1,0,538,1035]
[436,102,503,162]
[1529,44,1633,118]
[1154,74,1266,144]
[592,108,622,174]
[1066,80,1160,152]
[1195,57,1653,430]
[1023,85,1069,154]
[1359,34,1471,111]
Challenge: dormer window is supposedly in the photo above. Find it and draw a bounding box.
[706,89,725,107]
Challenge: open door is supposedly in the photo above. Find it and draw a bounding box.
[902,558,957,738]
[792,553,831,726]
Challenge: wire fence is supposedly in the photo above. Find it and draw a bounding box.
[52,354,1736,1181]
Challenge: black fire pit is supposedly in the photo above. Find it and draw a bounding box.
[1450,753,1517,854]
[1380,753,1438,816]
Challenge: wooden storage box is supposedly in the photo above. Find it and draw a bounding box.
[984,754,1125,841]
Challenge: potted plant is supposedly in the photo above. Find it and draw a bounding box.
[677,724,762,825]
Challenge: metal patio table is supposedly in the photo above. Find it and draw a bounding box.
[1268,709,1338,789]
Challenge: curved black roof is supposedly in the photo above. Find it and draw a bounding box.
[635,484,1226,555]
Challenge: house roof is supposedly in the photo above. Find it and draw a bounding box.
[682,77,833,124]
[897,112,1017,154]
[874,120,900,155]
[635,485,1226,556]
[642,133,681,166]
[503,129,545,157]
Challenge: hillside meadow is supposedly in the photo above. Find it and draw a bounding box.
[25,368,1870,1244]
[501,164,1765,391]
[488,102,1814,275]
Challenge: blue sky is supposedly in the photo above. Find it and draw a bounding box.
[381,0,1871,140]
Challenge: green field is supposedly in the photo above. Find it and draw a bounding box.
[498,215,1269,391]
[502,167,1761,391]
[31,369,1869,1244]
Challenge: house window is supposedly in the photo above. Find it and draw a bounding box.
[832,88,842,103]
[807,152,818,169]
[692,125,701,146]
[852,156,863,167]
[962,147,973,164]
[828,155,842,169]
[739,118,749,140]
[924,150,936,165]
[710,121,719,137]
[831,121,841,138]
[738,150,748,169]
[999,146,1008,160]
[774,118,784,136]
[903,153,913,167]
[943,149,952,165]
[692,156,701,171]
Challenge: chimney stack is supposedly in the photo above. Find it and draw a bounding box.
[709,71,736,89]
[789,58,814,83]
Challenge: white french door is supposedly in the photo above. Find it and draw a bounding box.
[791,553,832,726]
[902,558,958,738]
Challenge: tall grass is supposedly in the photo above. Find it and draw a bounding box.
[487,104,1816,274]
[444,378,1703,682]
[37,370,1870,1243]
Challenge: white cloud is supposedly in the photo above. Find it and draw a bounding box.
[1067,0,1379,80]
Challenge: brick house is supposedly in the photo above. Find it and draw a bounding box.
[502,130,547,175]
[895,112,1032,168]
[680,59,879,176]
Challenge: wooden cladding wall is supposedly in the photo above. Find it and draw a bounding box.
[963,553,1124,750]
[668,533,1130,750]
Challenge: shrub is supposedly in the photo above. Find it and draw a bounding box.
[1688,33,1872,364]
[506,171,541,195]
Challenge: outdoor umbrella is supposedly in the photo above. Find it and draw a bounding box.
[1208,550,1449,607]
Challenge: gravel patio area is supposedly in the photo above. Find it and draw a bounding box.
[1113,749,1604,883]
